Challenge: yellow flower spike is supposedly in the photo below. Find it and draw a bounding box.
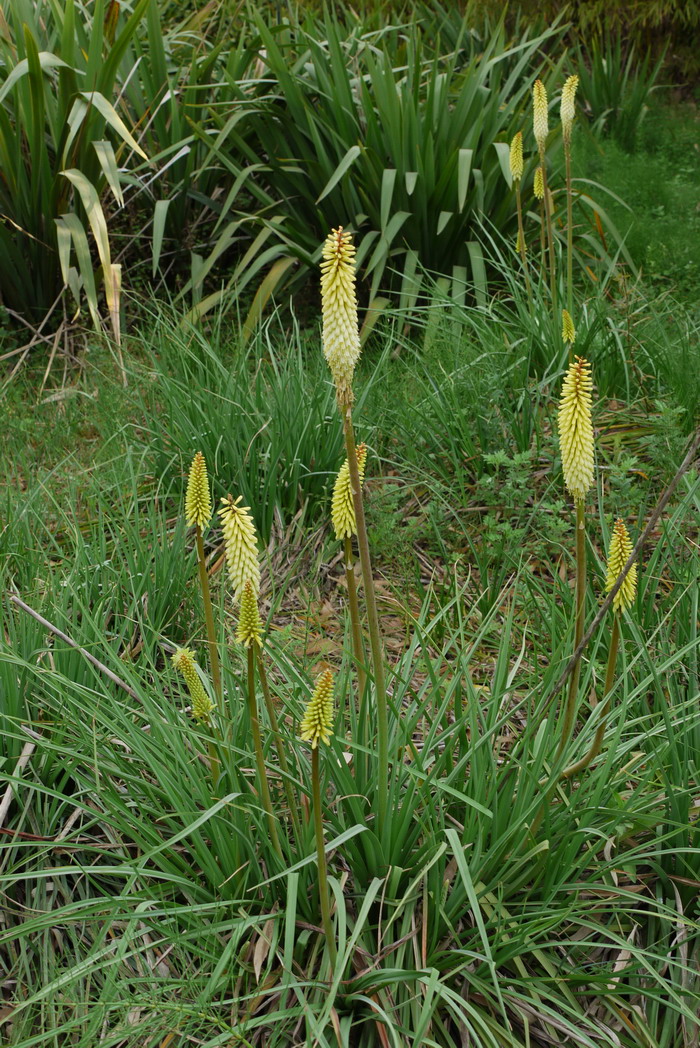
[218,495,260,603]
[299,668,335,749]
[605,518,637,614]
[534,166,545,200]
[533,79,549,154]
[185,451,212,529]
[320,227,362,408]
[172,647,214,723]
[331,443,367,540]
[561,74,580,145]
[236,580,263,648]
[562,308,576,344]
[558,356,595,504]
[509,131,523,183]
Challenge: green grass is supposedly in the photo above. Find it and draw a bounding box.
[2,73,700,1048]
[574,101,700,315]
[2,248,699,1045]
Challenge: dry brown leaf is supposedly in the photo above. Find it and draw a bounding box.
[253,916,276,983]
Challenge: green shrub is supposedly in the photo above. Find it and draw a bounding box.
[182,13,565,323]
[118,3,264,290]
[575,36,664,152]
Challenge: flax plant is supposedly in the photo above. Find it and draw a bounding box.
[561,75,579,324]
[556,357,595,757]
[299,667,337,970]
[533,80,557,309]
[219,495,282,859]
[332,444,368,703]
[321,227,389,840]
[509,131,531,301]
[185,452,221,704]
[563,519,637,779]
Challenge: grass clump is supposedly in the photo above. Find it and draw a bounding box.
[2,198,699,1048]
[1,55,699,1048]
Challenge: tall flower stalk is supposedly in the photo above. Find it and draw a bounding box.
[533,165,546,273]
[299,668,338,970]
[561,75,579,326]
[321,227,389,842]
[556,357,595,757]
[185,452,221,705]
[509,131,531,301]
[562,519,637,779]
[237,578,302,845]
[533,79,557,309]
[246,643,282,860]
[219,495,282,860]
[332,444,368,703]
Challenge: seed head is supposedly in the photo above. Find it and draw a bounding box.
[605,519,637,614]
[219,495,260,603]
[509,131,523,183]
[185,451,212,529]
[320,227,361,408]
[533,79,549,154]
[236,580,263,648]
[561,75,579,145]
[331,443,367,540]
[172,647,215,723]
[562,308,576,344]
[558,356,595,504]
[299,668,334,749]
[534,166,545,200]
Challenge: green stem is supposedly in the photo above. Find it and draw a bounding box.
[515,182,532,304]
[256,647,302,844]
[343,409,389,842]
[562,614,620,779]
[247,646,282,860]
[344,535,367,706]
[195,526,222,705]
[203,737,219,788]
[540,157,557,313]
[312,746,337,971]
[565,143,574,325]
[557,499,587,759]
[561,143,574,364]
